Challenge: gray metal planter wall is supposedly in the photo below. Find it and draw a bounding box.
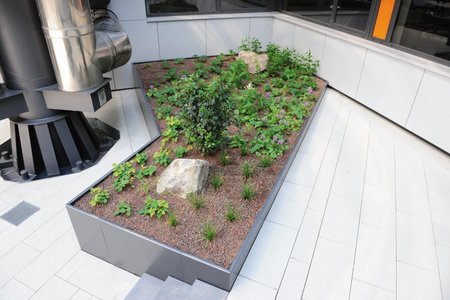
[67,64,328,291]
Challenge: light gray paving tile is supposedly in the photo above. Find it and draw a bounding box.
[396,173,430,219]
[0,243,41,289]
[330,162,365,201]
[319,193,361,247]
[15,230,80,290]
[291,208,323,263]
[299,129,330,158]
[67,255,138,300]
[70,289,98,300]
[57,251,91,281]
[228,276,277,300]
[0,199,7,213]
[430,199,450,230]
[306,172,333,212]
[240,221,297,289]
[31,276,78,300]
[436,245,450,300]
[337,113,370,168]
[24,209,72,252]
[285,153,322,188]
[0,215,45,257]
[353,224,396,292]
[423,159,450,203]
[360,184,396,232]
[350,280,396,300]
[302,238,354,300]
[267,182,312,229]
[309,90,343,135]
[397,211,439,272]
[397,262,442,300]
[276,258,308,300]
[433,222,450,248]
[0,279,35,300]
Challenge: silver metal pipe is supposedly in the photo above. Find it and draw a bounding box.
[35,0,131,92]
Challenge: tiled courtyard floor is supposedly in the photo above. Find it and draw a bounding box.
[0,88,449,299]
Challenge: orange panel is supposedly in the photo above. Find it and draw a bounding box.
[372,0,396,40]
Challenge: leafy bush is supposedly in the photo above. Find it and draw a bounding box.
[138,196,169,219]
[163,116,182,142]
[115,200,132,217]
[187,193,204,210]
[179,75,232,154]
[201,220,217,241]
[174,58,185,65]
[239,37,262,53]
[135,152,148,167]
[224,59,249,89]
[112,162,135,192]
[164,67,178,82]
[174,146,188,158]
[89,187,110,207]
[136,165,157,180]
[153,148,172,166]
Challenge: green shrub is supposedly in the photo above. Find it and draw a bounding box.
[174,146,188,158]
[161,60,170,69]
[138,196,169,219]
[136,165,157,180]
[135,152,148,167]
[239,37,262,53]
[115,200,132,217]
[174,58,185,65]
[112,162,135,192]
[89,187,110,207]
[153,148,172,166]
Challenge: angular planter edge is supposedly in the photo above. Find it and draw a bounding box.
[67,63,328,291]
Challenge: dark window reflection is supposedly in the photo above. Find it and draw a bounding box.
[335,0,372,31]
[221,0,269,11]
[285,0,334,23]
[392,0,450,61]
[146,0,214,14]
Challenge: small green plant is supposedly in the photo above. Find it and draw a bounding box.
[174,58,185,64]
[201,220,217,242]
[89,187,110,207]
[162,116,182,142]
[196,55,208,63]
[115,200,132,217]
[167,211,178,227]
[259,156,273,168]
[161,60,170,69]
[226,202,239,222]
[164,67,178,82]
[239,37,262,53]
[138,196,169,219]
[153,148,172,166]
[219,151,231,166]
[242,161,253,179]
[242,183,255,200]
[210,173,223,190]
[139,180,150,195]
[136,165,157,180]
[112,162,135,192]
[187,193,204,210]
[135,152,148,166]
[174,146,188,158]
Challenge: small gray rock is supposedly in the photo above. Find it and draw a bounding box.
[156,159,209,198]
[238,50,268,74]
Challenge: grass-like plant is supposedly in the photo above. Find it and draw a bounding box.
[219,151,231,166]
[89,187,110,207]
[187,193,204,210]
[201,220,217,242]
[174,58,185,65]
[259,156,273,168]
[114,200,132,217]
[167,211,178,227]
[161,60,170,69]
[226,202,239,222]
[210,173,223,190]
[242,183,255,200]
[242,161,253,179]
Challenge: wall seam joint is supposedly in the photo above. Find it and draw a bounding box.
[404,70,426,126]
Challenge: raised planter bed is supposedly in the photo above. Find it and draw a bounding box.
[67,46,328,291]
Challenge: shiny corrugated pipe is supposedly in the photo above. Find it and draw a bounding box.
[35,0,131,92]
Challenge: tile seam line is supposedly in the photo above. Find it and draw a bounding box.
[274,90,346,299]
[348,122,372,300]
[396,259,440,274]
[299,107,351,300]
[404,69,425,126]
[9,277,37,293]
[352,278,396,294]
[238,274,278,291]
[354,48,369,99]
[23,223,72,253]
[421,157,445,300]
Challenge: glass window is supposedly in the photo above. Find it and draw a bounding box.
[391,0,450,61]
[146,0,216,15]
[285,0,334,24]
[334,0,373,31]
[221,0,269,11]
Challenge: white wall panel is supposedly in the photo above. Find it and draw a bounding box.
[250,17,274,50]
[292,25,326,62]
[356,50,424,125]
[272,19,295,48]
[406,71,450,152]
[121,21,159,62]
[319,36,366,98]
[206,18,250,55]
[109,0,146,21]
[158,20,206,59]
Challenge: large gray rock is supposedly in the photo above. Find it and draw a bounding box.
[156,159,209,198]
[238,50,268,74]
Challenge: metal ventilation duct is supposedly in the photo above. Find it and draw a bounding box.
[36,0,131,92]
